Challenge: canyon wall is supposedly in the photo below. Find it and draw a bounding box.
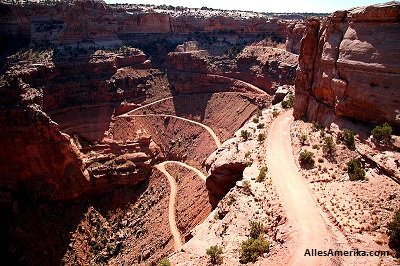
[0,48,163,202]
[0,0,290,46]
[294,2,400,128]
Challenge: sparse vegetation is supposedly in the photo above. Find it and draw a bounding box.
[158,257,171,266]
[239,221,269,264]
[249,221,264,239]
[258,133,266,142]
[312,121,322,132]
[241,130,251,141]
[347,158,366,181]
[299,150,315,168]
[339,129,355,149]
[242,180,251,194]
[253,117,259,123]
[244,151,251,158]
[281,93,294,108]
[206,245,223,264]
[300,133,307,145]
[387,209,400,257]
[257,123,265,129]
[272,109,279,118]
[371,122,392,142]
[256,166,267,182]
[322,136,336,155]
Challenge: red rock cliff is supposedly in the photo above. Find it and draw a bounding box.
[294,2,400,128]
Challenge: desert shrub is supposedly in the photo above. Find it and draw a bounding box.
[241,130,250,140]
[320,128,326,138]
[249,221,264,239]
[281,93,294,108]
[206,245,223,264]
[272,109,279,118]
[387,209,400,257]
[371,122,392,142]
[244,151,251,158]
[256,166,267,182]
[253,117,259,123]
[299,150,315,168]
[242,180,251,194]
[312,121,321,131]
[257,123,265,129]
[340,129,355,149]
[258,133,266,142]
[158,257,171,266]
[300,133,307,145]
[347,158,365,181]
[322,136,336,155]
[239,237,270,263]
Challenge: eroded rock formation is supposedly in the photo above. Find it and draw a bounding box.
[294,2,400,128]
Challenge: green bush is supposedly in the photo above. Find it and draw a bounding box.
[241,130,251,141]
[256,166,267,182]
[252,117,259,123]
[322,136,336,155]
[257,123,265,129]
[206,245,223,264]
[258,133,266,142]
[249,221,264,239]
[158,257,171,266]
[239,237,270,263]
[281,93,294,108]
[299,150,315,168]
[300,133,307,145]
[272,109,279,118]
[387,209,400,257]
[371,122,392,142]
[347,158,365,181]
[340,129,355,149]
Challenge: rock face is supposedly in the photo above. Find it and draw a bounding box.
[0,48,162,202]
[294,2,400,128]
[0,0,293,47]
[205,148,248,207]
[285,21,306,54]
[0,78,88,200]
[167,42,298,94]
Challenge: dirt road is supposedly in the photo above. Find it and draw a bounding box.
[155,161,208,251]
[266,110,335,265]
[120,113,222,148]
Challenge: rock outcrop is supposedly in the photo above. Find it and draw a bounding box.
[294,2,400,128]
[0,47,162,202]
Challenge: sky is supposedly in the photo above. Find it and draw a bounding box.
[104,0,386,13]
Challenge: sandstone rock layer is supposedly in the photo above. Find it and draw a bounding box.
[294,2,400,128]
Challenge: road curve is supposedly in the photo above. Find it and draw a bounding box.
[155,161,208,251]
[125,96,173,115]
[209,74,268,95]
[162,161,207,182]
[120,113,221,148]
[266,110,335,265]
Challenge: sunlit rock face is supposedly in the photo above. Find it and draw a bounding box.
[294,2,400,128]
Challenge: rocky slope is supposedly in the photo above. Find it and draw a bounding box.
[294,2,400,128]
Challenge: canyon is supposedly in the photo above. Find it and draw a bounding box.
[0,0,399,265]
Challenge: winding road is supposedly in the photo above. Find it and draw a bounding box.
[266,110,335,265]
[155,161,208,251]
[120,113,222,148]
